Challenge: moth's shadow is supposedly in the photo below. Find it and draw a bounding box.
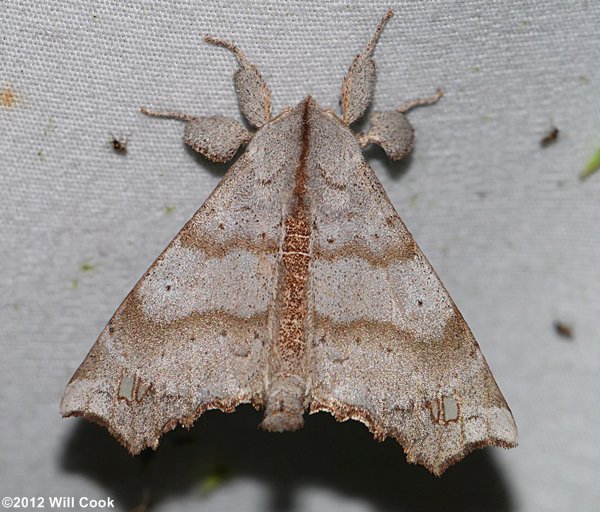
[60,406,514,512]
[364,144,414,182]
[184,145,231,179]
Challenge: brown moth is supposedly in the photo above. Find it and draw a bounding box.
[62,10,517,476]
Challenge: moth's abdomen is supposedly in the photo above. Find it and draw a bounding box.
[261,208,311,431]
[261,374,307,431]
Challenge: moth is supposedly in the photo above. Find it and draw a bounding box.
[62,10,517,476]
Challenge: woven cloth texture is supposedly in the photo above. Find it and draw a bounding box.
[1,1,599,511]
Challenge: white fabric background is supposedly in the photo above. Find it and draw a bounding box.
[1,1,599,511]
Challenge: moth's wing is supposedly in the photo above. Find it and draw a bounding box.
[306,109,517,476]
[61,108,302,454]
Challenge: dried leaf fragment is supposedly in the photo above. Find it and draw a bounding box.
[580,147,600,180]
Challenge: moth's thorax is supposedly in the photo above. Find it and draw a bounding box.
[294,95,343,120]
[250,96,362,207]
